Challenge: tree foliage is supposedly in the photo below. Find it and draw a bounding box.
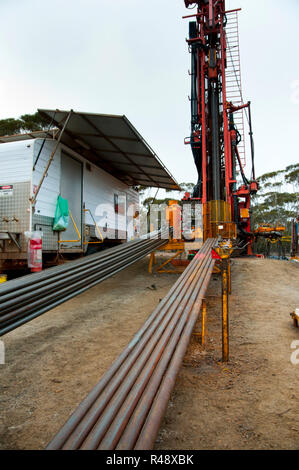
[165,182,195,194]
[252,164,299,231]
[285,168,299,185]
[143,197,175,210]
[141,182,195,209]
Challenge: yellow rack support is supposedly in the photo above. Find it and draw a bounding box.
[57,208,104,246]
[148,241,186,274]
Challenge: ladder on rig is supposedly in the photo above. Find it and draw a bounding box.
[225,10,246,167]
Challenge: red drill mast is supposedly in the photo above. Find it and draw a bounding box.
[183,0,258,252]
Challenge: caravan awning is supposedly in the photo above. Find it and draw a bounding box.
[34,109,180,191]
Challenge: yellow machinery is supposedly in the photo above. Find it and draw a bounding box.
[147,199,237,362]
[253,224,290,259]
[148,199,236,274]
[148,200,194,274]
[291,310,299,328]
[203,200,237,241]
[254,223,286,235]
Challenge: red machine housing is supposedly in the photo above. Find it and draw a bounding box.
[183,0,258,253]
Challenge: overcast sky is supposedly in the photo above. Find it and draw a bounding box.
[0,0,298,186]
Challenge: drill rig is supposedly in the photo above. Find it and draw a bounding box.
[183,0,258,254]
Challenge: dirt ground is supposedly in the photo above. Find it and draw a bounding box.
[0,256,298,450]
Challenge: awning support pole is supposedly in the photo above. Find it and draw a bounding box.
[31,110,73,205]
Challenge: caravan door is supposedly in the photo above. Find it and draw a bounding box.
[60,153,83,249]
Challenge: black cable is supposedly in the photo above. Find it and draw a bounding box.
[251,135,255,180]
[248,102,256,181]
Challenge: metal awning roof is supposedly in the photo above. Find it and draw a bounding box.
[31,109,180,190]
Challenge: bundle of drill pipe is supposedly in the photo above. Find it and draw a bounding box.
[47,238,216,450]
[0,231,169,336]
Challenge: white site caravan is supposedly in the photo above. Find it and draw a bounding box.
[0,109,179,270]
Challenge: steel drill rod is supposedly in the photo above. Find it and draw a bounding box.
[46,239,215,450]
[98,255,214,450]
[0,239,164,322]
[0,229,169,296]
[0,237,147,295]
[47,243,210,449]
[77,248,213,450]
[112,256,214,450]
[0,238,163,323]
[134,258,214,450]
[0,238,166,335]
[59,241,213,449]
[0,236,165,314]
[0,233,168,303]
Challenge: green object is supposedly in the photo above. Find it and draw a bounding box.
[53,196,69,231]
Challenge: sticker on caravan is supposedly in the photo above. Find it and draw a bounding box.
[0,185,13,197]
